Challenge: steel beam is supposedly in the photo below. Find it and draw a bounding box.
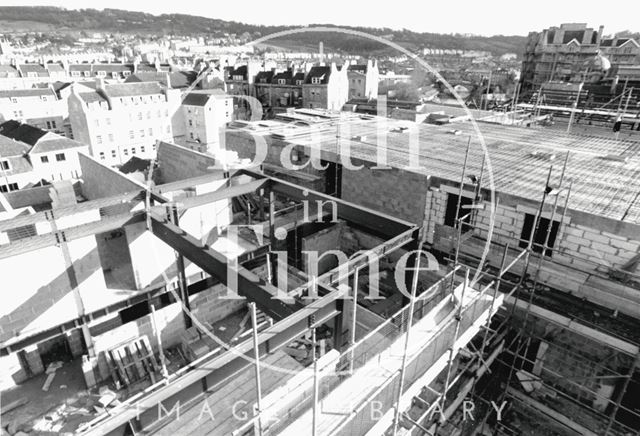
[149,214,300,320]
[240,170,414,239]
[79,291,343,436]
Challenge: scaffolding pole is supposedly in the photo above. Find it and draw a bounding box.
[249,303,264,436]
[391,247,423,436]
[604,352,640,436]
[312,326,319,436]
[498,163,554,406]
[150,304,169,383]
[348,265,361,374]
[436,268,470,432]
[474,244,509,383]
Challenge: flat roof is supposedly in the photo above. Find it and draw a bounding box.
[229,113,640,225]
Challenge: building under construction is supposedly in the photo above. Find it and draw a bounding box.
[1,108,639,436]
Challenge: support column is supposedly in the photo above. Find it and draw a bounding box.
[171,205,192,329]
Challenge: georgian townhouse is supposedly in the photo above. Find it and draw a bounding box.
[68,80,179,166]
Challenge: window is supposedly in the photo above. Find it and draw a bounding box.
[131,148,136,154]
[311,77,322,84]
[148,128,153,136]
[72,71,80,77]
[108,133,114,142]
[137,112,143,120]
[106,118,111,125]
[46,121,52,129]
[41,96,48,102]
[444,193,473,232]
[296,80,303,85]
[0,183,18,193]
[97,71,106,77]
[147,111,151,119]
[83,71,90,77]
[111,150,117,158]
[1,160,11,171]
[96,135,102,144]
[40,156,49,163]
[124,149,128,156]
[278,78,286,85]
[140,129,145,138]
[123,71,131,77]
[190,132,194,139]
[99,152,105,160]
[188,119,193,126]
[141,146,145,152]
[55,153,66,161]
[152,144,156,150]
[519,214,560,257]
[129,130,134,139]
[51,120,56,128]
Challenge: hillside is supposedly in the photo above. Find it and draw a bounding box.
[0,6,527,56]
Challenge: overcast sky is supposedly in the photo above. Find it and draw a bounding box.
[7,0,640,36]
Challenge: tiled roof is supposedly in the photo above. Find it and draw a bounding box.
[255,70,275,84]
[45,63,65,72]
[124,71,197,89]
[92,63,134,73]
[30,137,86,154]
[272,70,293,84]
[136,63,157,72]
[78,92,107,104]
[102,82,163,98]
[348,64,368,73]
[305,66,331,84]
[0,88,56,99]
[181,93,211,106]
[0,135,31,157]
[124,72,166,83]
[228,65,247,80]
[18,64,49,76]
[69,64,92,72]
[0,65,18,75]
[0,121,48,146]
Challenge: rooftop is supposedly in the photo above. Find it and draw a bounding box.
[102,82,164,98]
[230,112,640,225]
[0,88,56,99]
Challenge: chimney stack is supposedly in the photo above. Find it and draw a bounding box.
[597,25,605,47]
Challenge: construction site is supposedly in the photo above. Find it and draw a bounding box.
[1,105,639,436]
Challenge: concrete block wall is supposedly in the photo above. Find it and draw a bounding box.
[156,141,218,184]
[341,165,429,224]
[78,152,146,200]
[556,224,640,272]
[469,198,640,275]
[301,223,345,274]
[225,131,327,191]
